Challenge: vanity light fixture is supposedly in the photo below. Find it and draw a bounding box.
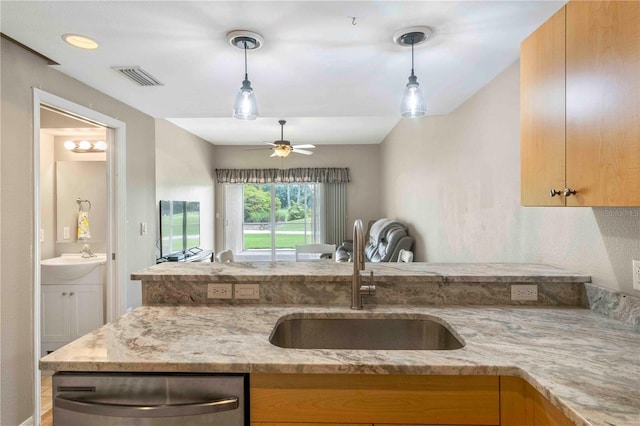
[228,30,263,120]
[62,33,99,50]
[64,140,107,153]
[394,26,432,118]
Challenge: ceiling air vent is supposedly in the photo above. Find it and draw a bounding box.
[112,66,163,86]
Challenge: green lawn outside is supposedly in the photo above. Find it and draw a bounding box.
[244,232,310,249]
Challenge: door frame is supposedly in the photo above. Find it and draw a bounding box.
[32,88,127,422]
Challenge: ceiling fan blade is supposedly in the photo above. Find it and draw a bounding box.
[270,152,279,157]
[265,142,278,147]
[293,149,314,155]
[292,144,316,149]
[243,147,271,151]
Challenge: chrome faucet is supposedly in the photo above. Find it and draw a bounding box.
[80,243,96,258]
[351,219,375,310]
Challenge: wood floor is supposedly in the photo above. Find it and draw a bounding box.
[40,409,52,426]
[40,374,53,426]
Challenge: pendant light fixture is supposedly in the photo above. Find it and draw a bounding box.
[394,27,432,118]
[228,30,264,120]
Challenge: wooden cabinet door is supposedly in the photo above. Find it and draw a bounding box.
[252,423,370,426]
[500,377,573,426]
[521,7,566,206]
[251,374,499,425]
[566,1,640,206]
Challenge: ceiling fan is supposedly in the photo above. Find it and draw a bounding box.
[266,120,315,158]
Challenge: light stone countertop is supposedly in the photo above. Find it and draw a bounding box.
[132,261,592,283]
[41,305,639,426]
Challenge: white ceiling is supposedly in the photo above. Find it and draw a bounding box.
[1,1,565,146]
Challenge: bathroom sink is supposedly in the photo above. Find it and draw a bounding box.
[41,253,107,283]
[269,315,464,350]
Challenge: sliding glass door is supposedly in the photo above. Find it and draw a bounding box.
[224,183,320,261]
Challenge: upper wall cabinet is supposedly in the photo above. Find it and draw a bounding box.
[521,1,640,206]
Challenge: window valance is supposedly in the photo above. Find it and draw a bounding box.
[215,168,351,184]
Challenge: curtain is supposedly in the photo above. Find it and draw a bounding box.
[215,167,350,184]
[322,183,347,245]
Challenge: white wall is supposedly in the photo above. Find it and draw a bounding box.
[381,60,640,295]
[155,119,216,255]
[213,144,381,250]
[1,38,157,425]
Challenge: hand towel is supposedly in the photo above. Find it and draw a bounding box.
[77,211,91,240]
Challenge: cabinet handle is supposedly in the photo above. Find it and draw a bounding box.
[564,188,576,197]
[62,292,68,296]
[549,189,562,197]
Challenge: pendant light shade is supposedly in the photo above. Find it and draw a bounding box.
[400,73,426,118]
[233,75,258,120]
[395,28,432,118]
[228,31,263,121]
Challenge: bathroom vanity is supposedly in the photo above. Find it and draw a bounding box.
[40,253,106,355]
[40,262,640,426]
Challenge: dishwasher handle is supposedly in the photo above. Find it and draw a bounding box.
[55,394,239,418]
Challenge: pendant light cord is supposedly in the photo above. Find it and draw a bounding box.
[243,40,248,79]
[410,37,415,77]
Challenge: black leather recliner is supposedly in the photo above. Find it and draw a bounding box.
[335,218,413,263]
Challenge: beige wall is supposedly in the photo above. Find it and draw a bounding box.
[1,39,157,424]
[155,119,216,254]
[381,60,640,295]
[213,144,381,250]
[40,132,56,260]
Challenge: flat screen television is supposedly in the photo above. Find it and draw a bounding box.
[159,200,200,259]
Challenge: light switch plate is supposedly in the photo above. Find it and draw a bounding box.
[511,284,538,301]
[63,227,70,239]
[633,260,640,290]
[235,283,260,300]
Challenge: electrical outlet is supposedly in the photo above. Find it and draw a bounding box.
[511,284,538,301]
[633,260,640,290]
[207,283,233,299]
[235,283,260,300]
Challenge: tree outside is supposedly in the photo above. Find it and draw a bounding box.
[243,184,315,249]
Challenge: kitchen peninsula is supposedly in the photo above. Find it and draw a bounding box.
[41,262,640,426]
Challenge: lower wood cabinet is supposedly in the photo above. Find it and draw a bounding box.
[250,374,574,426]
[251,373,500,426]
[501,377,574,426]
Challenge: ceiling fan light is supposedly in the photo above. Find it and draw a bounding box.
[274,145,292,158]
[400,74,426,118]
[233,79,258,120]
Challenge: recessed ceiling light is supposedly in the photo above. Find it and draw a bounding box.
[62,34,99,50]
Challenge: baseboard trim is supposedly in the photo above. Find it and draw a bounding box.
[19,416,35,426]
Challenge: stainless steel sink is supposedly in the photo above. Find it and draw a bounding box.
[269,315,464,350]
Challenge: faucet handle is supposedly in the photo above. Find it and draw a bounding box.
[359,270,376,295]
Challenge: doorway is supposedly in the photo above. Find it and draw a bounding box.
[32,89,127,424]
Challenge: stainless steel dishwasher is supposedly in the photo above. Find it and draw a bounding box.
[52,372,247,425]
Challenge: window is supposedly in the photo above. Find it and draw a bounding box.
[224,183,321,261]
